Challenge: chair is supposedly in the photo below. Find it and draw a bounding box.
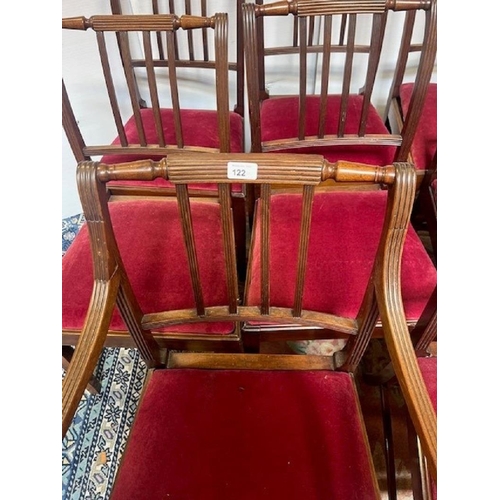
[62,13,248,278]
[108,0,246,117]
[63,152,422,499]
[242,0,437,171]
[240,0,437,353]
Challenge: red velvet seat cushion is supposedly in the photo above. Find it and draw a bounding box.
[260,95,396,165]
[400,83,437,171]
[100,108,244,193]
[246,191,436,322]
[111,369,379,500]
[417,356,437,412]
[62,199,234,335]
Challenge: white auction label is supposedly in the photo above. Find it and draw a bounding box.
[227,161,258,180]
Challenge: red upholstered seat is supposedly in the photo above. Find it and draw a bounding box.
[246,191,437,323]
[62,199,234,335]
[260,95,397,165]
[400,83,437,171]
[110,368,379,500]
[418,356,437,412]
[101,108,245,193]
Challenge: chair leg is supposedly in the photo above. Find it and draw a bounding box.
[380,385,398,500]
[62,345,101,395]
[406,405,433,500]
[242,330,261,353]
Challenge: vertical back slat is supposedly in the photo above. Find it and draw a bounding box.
[143,31,166,146]
[260,183,271,315]
[293,16,299,47]
[185,0,195,60]
[308,17,315,46]
[386,10,416,117]
[338,13,356,137]
[339,14,347,45]
[318,15,333,138]
[117,31,147,145]
[176,183,205,316]
[168,0,180,59]
[292,185,314,317]
[96,32,128,146]
[152,0,165,59]
[358,13,386,136]
[218,184,239,313]
[298,17,308,141]
[215,13,231,152]
[166,30,184,148]
[201,0,209,61]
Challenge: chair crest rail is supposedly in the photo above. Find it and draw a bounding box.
[252,0,433,17]
[95,154,397,185]
[62,14,215,32]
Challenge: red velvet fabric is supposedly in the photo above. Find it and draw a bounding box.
[400,83,437,171]
[111,369,379,500]
[62,199,234,335]
[260,95,397,165]
[246,191,437,322]
[417,356,437,412]
[101,108,244,193]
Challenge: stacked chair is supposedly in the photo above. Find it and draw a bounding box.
[62,0,438,497]
[241,0,437,351]
[108,0,246,117]
[62,13,249,373]
[62,153,436,499]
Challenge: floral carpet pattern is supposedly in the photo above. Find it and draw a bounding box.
[62,215,148,500]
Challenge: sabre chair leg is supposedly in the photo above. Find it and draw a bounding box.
[62,345,101,395]
[380,385,398,500]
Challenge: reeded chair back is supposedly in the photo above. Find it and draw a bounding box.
[63,153,421,499]
[62,13,248,275]
[243,0,437,169]
[109,0,245,117]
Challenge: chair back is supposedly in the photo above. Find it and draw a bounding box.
[243,0,437,163]
[109,0,245,116]
[62,13,240,164]
[62,152,418,435]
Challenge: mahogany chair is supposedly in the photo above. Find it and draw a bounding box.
[108,0,245,117]
[62,13,248,278]
[242,0,437,173]
[63,152,423,499]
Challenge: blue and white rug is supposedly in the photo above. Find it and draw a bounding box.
[62,214,147,500]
